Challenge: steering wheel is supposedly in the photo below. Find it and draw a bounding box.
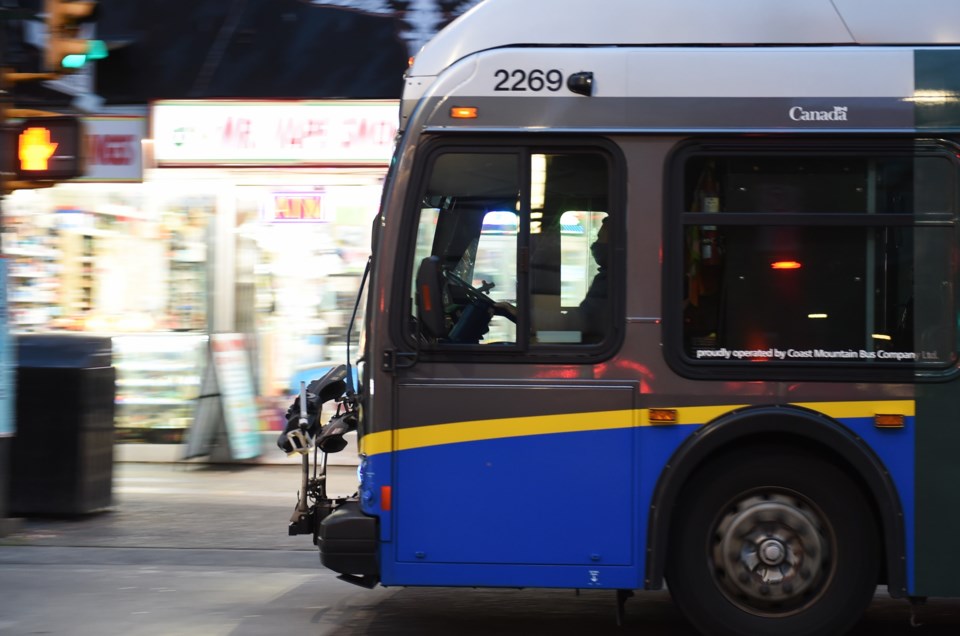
[442,270,517,323]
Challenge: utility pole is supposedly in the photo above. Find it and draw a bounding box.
[0,1,104,533]
[0,2,15,537]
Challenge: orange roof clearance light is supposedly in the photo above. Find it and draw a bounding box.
[451,106,479,119]
[771,260,802,270]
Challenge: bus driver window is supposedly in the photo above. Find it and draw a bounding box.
[410,151,521,345]
[409,147,614,348]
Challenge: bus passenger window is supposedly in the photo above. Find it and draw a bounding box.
[573,215,610,342]
[677,148,958,368]
[530,153,612,346]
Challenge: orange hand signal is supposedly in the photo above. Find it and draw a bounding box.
[18,127,59,171]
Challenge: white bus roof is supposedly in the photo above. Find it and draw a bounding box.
[410,0,960,77]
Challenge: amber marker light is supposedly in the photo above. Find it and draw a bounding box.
[450,106,479,119]
[648,409,678,424]
[874,414,905,429]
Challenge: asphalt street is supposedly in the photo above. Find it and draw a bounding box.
[3,462,960,635]
[0,462,691,636]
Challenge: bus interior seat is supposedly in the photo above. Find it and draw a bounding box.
[416,256,448,340]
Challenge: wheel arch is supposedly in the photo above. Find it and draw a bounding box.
[644,404,907,597]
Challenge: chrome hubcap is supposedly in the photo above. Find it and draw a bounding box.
[712,492,832,615]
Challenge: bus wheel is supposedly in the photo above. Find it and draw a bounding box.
[665,448,879,636]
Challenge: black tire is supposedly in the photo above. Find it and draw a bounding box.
[665,446,879,636]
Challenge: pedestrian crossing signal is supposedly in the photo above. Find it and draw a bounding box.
[12,116,83,180]
[19,127,59,171]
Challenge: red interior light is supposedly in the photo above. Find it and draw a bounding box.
[771,261,802,270]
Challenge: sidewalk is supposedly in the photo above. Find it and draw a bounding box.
[114,431,360,466]
[1,462,360,553]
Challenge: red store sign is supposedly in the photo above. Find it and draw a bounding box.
[80,116,146,182]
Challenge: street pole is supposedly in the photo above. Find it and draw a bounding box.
[0,165,8,537]
[0,6,12,536]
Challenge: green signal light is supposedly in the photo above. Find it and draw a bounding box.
[61,54,86,68]
[87,40,108,60]
[60,40,109,69]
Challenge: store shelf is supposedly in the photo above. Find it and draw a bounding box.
[4,230,62,330]
[117,376,201,387]
[5,246,59,259]
[113,333,207,444]
[117,397,193,406]
[168,233,207,331]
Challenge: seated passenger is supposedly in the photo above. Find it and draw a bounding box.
[579,218,610,342]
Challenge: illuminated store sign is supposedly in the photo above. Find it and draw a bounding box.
[269,192,328,222]
[80,116,146,182]
[150,100,399,166]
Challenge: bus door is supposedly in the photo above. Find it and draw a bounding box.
[386,144,637,581]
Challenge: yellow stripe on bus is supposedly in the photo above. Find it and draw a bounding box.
[359,410,632,457]
[358,400,915,457]
[399,409,634,452]
[791,400,916,418]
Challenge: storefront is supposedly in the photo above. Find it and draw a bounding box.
[3,101,397,453]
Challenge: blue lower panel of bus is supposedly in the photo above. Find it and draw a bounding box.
[384,561,642,590]
[371,416,915,592]
[844,416,916,593]
[378,424,697,589]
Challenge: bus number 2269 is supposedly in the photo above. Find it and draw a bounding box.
[493,69,565,92]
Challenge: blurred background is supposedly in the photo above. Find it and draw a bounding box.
[0,0,480,472]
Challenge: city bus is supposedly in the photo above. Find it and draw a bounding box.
[282,1,960,633]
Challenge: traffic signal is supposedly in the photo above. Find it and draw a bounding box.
[9,116,83,180]
[44,0,107,72]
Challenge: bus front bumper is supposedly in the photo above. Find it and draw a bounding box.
[318,499,380,587]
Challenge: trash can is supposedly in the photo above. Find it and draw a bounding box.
[9,335,115,515]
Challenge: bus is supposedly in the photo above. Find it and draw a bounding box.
[281,1,960,633]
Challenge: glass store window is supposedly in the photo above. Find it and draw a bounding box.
[407,145,615,350]
[2,182,214,443]
[2,183,212,334]
[675,145,959,369]
[236,182,381,412]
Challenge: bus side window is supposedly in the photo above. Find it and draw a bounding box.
[679,149,958,368]
[531,153,612,346]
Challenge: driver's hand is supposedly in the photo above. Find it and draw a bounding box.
[493,301,517,321]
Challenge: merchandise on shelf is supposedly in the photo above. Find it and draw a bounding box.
[113,334,207,444]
